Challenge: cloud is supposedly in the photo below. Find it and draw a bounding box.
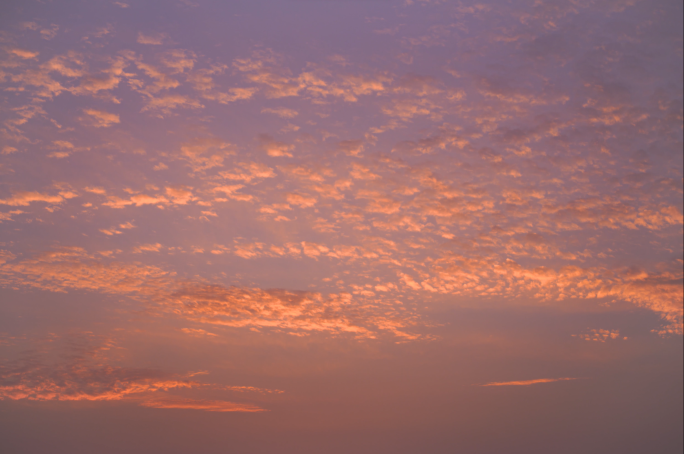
[213,185,253,201]
[0,368,192,401]
[0,210,23,223]
[403,24,451,47]
[349,162,379,180]
[394,73,443,96]
[573,329,623,342]
[187,66,259,103]
[165,186,195,204]
[100,227,122,235]
[220,162,275,183]
[161,49,195,73]
[127,56,180,93]
[84,109,120,127]
[48,140,87,158]
[0,334,271,412]
[286,193,317,208]
[132,243,163,253]
[480,378,578,387]
[0,249,419,339]
[7,49,39,59]
[44,52,86,78]
[142,94,203,114]
[337,73,391,99]
[181,328,217,337]
[0,1,681,358]
[0,247,173,296]
[178,137,231,171]
[40,24,59,40]
[19,22,39,30]
[382,98,435,119]
[338,140,364,156]
[232,50,389,102]
[9,68,64,99]
[301,242,330,259]
[0,191,67,206]
[70,57,128,96]
[392,126,469,154]
[544,198,683,231]
[234,51,300,98]
[204,87,258,104]
[297,66,391,102]
[261,107,298,118]
[233,242,267,259]
[167,284,400,337]
[137,32,167,45]
[0,335,194,402]
[103,193,169,208]
[140,397,266,412]
[278,164,333,183]
[407,256,683,334]
[258,133,294,157]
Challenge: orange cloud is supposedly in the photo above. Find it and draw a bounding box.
[481,378,578,387]
[259,133,294,157]
[8,48,39,59]
[178,137,231,171]
[167,283,417,338]
[103,193,169,208]
[285,192,316,208]
[180,328,217,337]
[0,248,419,339]
[161,49,196,73]
[0,335,195,402]
[140,397,266,412]
[220,162,275,182]
[213,185,253,201]
[261,107,298,118]
[84,108,120,127]
[132,243,163,253]
[165,186,195,205]
[0,247,172,297]
[0,334,273,414]
[0,191,65,206]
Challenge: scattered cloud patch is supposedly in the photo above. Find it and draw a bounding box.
[261,107,298,118]
[137,32,167,45]
[84,109,120,127]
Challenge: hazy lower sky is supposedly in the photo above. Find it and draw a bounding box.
[0,1,682,453]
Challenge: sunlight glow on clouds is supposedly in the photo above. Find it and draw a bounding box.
[0,0,681,452]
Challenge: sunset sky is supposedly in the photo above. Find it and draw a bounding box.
[0,0,682,453]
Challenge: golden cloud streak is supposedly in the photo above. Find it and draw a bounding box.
[140,397,266,412]
[480,378,579,387]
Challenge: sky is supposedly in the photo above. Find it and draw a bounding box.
[0,0,682,453]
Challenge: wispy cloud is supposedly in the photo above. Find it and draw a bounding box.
[137,32,167,45]
[261,107,298,118]
[84,109,120,127]
[140,397,266,412]
[480,378,579,387]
